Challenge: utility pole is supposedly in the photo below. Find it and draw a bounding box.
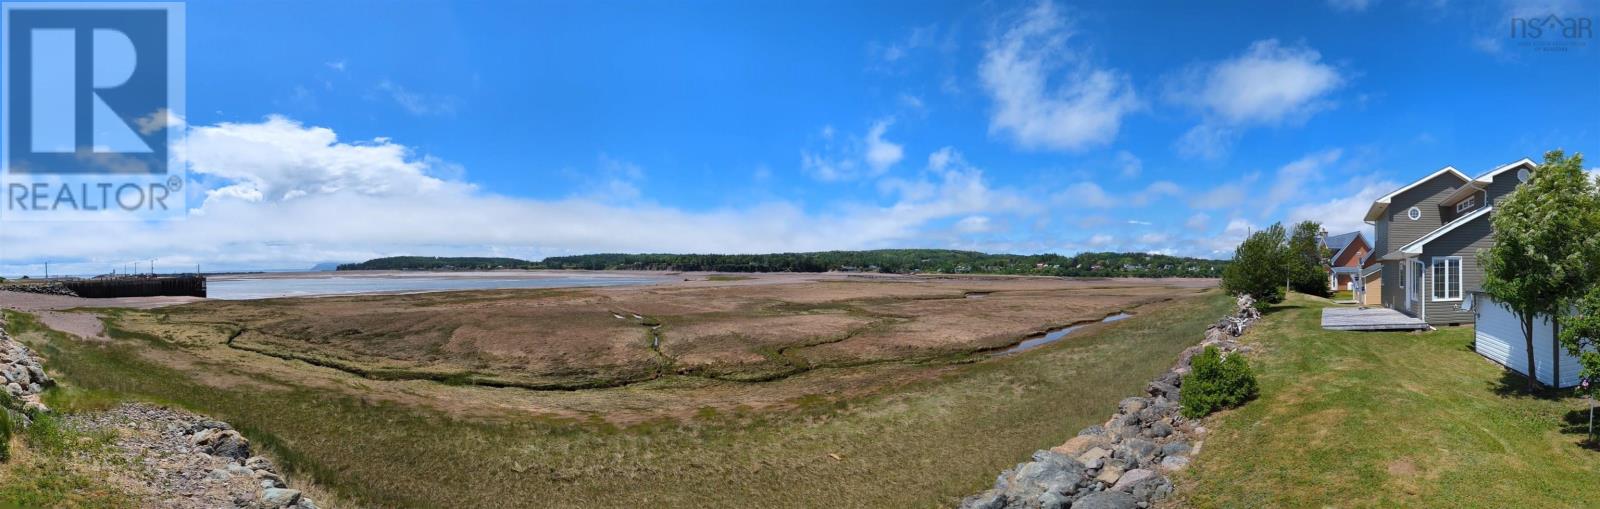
[44,261,48,280]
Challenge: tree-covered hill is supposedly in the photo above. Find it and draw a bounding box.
[338,250,1227,278]
[336,256,532,271]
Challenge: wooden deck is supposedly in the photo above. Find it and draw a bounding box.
[1321,307,1430,331]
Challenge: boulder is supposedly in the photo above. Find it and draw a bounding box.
[244,456,276,472]
[1145,381,1179,400]
[1051,435,1108,457]
[1037,491,1070,509]
[1071,490,1138,509]
[1093,465,1124,485]
[1159,455,1190,471]
[1117,397,1148,415]
[958,492,1006,509]
[259,487,301,507]
[1077,425,1106,437]
[1110,468,1156,491]
[1077,447,1110,465]
[1117,438,1157,461]
[1159,442,1191,457]
[1142,421,1173,439]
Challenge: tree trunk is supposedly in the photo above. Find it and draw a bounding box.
[1524,313,1538,392]
[1554,320,1561,389]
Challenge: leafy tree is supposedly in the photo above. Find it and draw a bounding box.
[1482,150,1600,391]
[1563,286,1600,399]
[1180,346,1259,418]
[1222,223,1288,307]
[1288,220,1332,297]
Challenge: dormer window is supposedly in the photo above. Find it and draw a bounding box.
[1456,196,1475,213]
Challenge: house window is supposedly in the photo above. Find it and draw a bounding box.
[1407,207,1422,221]
[1518,168,1531,182]
[1431,256,1462,301]
[1456,196,1475,213]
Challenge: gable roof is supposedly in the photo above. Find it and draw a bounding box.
[1322,231,1368,264]
[1437,158,1537,207]
[1363,166,1471,222]
[1396,205,1494,256]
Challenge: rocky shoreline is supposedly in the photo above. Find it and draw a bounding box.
[958,295,1261,509]
[0,282,79,297]
[1,309,319,508]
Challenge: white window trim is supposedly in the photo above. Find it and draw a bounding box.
[1431,256,1463,302]
[1455,195,1475,213]
[1407,207,1422,221]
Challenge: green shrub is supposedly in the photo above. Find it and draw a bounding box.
[0,407,12,463]
[1181,346,1259,418]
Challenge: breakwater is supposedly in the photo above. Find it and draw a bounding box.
[63,276,207,298]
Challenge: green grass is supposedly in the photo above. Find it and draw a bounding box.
[1332,289,1353,300]
[1176,295,1600,508]
[4,294,1235,508]
[705,275,753,282]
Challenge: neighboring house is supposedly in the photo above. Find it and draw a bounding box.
[1321,231,1370,292]
[1358,259,1382,306]
[1365,158,1537,326]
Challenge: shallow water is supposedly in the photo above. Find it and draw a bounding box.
[997,312,1134,355]
[207,274,664,300]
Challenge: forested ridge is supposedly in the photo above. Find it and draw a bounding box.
[340,250,1227,277]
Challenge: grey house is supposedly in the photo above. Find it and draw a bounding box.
[1364,158,1536,326]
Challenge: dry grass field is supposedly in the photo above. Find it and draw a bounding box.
[3,274,1228,507]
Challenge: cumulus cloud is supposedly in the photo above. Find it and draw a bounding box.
[802,118,904,181]
[1286,178,1399,242]
[1116,150,1142,178]
[1168,39,1344,159]
[979,1,1139,152]
[1263,149,1343,216]
[864,119,905,171]
[1,117,1040,275]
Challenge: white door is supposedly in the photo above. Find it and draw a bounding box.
[1408,260,1424,314]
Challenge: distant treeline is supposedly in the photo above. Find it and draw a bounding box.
[336,256,530,271]
[339,250,1227,278]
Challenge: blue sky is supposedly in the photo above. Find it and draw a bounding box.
[3,0,1599,274]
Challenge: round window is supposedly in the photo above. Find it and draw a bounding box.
[1407,207,1422,221]
[1517,168,1531,182]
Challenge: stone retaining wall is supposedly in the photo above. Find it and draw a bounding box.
[958,295,1262,509]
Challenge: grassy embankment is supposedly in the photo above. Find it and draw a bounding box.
[0,312,138,508]
[3,292,1232,508]
[1176,294,1600,508]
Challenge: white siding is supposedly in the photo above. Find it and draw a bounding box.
[1474,295,1583,388]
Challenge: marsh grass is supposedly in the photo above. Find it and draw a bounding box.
[1175,295,1600,508]
[5,293,1232,508]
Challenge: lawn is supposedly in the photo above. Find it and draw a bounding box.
[4,292,1235,508]
[1175,294,1600,508]
[1331,289,1353,301]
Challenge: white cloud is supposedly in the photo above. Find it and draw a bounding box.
[1189,181,1250,210]
[1185,213,1211,230]
[1262,149,1343,216]
[1116,150,1142,178]
[1127,220,1153,226]
[864,119,905,172]
[955,216,994,233]
[1286,178,1399,242]
[1174,123,1237,160]
[376,80,458,116]
[979,1,1140,152]
[1327,0,1375,12]
[1,117,1043,274]
[135,108,185,136]
[803,118,904,181]
[1168,39,1343,159]
[1054,182,1117,208]
[326,60,347,72]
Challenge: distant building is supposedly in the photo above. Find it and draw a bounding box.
[1321,231,1370,292]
